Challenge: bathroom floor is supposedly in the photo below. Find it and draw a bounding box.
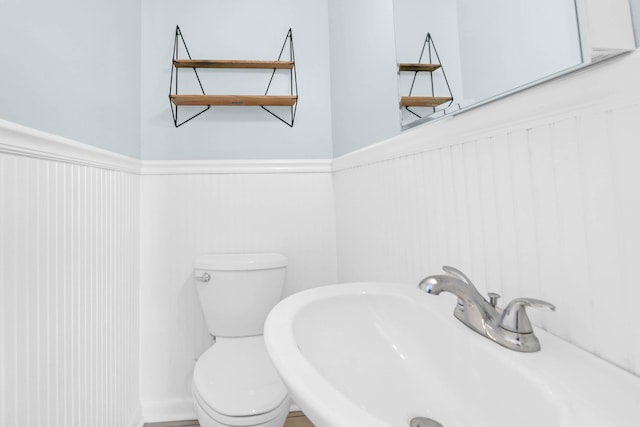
[283,411,315,427]
[143,411,315,427]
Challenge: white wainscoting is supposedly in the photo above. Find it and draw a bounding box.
[139,162,338,422]
[333,52,640,377]
[0,120,142,427]
[0,120,337,424]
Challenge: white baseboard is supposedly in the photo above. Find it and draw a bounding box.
[289,401,301,412]
[141,398,197,423]
[127,404,145,427]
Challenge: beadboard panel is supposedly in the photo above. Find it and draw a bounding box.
[334,100,640,376]
[0,153,141,426]
[139,171,337,422]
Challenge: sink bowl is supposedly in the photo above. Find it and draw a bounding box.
[264,282,640,427]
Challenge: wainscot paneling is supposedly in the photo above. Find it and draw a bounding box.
[139,163,337,422]
[0,120,141,427]
[333,51,640,377]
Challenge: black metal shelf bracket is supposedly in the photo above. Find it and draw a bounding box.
[262,28,297,127]
[168,26,298,128]
[169,26,209,127]
[404,33,454,120]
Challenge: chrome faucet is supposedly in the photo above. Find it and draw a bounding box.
[418,266,555,352]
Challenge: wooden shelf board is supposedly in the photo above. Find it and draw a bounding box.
[398,63,441,72]
[400,96,453,107]
[173,59,294,69]
[170,94,298,107]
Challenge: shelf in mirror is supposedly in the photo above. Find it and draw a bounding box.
[398,63,441,72]
[400,96,453,107]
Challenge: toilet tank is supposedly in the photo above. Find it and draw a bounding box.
[194,253,287,337]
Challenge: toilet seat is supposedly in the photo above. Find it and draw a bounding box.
[193,386,290,427]
[193,336,289,424]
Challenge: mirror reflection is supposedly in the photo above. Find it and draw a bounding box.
[394,0,584,127]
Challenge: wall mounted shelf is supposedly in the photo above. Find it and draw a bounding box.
[170,94,298,107]
[398,33,453,121]
[169,26,298,127]
[172,60,295,69]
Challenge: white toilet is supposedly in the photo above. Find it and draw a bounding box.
[192,253,290,427]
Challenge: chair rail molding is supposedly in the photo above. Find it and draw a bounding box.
[0,119,332,176]
[0,119,140,174]
[140,159,332,175]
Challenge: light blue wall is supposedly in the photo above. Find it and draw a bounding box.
[0,0,141,159]
[140,0,333,160]
[4,0,624,161]
[328,0,400,157]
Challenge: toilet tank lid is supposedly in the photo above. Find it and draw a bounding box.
[194,253,287,271]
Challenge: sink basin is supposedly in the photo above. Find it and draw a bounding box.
[264,282,640,427]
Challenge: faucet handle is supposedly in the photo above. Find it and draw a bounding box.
[487,292,501,308]
[500,298,556,333]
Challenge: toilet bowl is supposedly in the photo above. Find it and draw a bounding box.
[193,336,290,427]
[192,253,290,427]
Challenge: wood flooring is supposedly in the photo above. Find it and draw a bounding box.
[143,411,314,427]
[283,411,316,427]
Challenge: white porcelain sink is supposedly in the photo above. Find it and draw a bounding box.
[264,282,640,427]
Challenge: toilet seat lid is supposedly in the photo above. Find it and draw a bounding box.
[193,336,288,417]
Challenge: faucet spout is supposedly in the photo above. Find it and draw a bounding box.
[418,273,485,302]
[418,274,461,295]
[419,266,497,334]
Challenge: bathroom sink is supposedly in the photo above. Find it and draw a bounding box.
[264,282,640,427]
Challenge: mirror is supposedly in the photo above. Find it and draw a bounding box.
[393,0,584,128]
